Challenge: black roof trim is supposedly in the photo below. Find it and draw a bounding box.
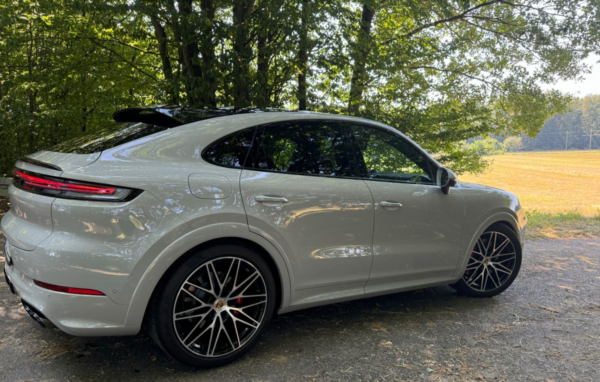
[112,106,294,127]
[112,108,184,128]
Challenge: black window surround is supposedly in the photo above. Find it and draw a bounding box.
[201,119,439,184]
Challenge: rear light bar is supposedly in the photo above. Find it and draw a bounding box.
[33,279,105,296]
[12,169,141,201]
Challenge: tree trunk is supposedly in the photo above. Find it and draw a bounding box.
[150,15,176,104]
[199,0,217,107]
[255,3,271,109]
[176,0,203,106]
[297,0,309,110]
[233,0,255,108]
[348,3,376,115]
[256,32,269,108]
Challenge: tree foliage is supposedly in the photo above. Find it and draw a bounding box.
[1,0,599,175]
[519,95,600,151]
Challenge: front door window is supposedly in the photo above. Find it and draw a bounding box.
[348,124,435,184]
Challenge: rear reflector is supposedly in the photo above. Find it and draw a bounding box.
[12,169,140,201]
[33,280,105,296]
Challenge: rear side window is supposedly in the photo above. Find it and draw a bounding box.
[202,128,257,168]
[247,121,355,177]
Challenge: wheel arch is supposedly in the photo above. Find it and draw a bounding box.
[452,211,521,280]
[124,223,292,329]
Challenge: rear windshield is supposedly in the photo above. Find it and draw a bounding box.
[50,123,170,154]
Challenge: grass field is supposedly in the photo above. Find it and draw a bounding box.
[461,150,600,239]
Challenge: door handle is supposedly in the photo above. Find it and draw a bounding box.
[255,195,289,204]
[380,201,403,209]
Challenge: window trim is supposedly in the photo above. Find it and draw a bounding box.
[344,121,438,185]
[201,118,440,185]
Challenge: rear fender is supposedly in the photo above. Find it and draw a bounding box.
[124,223,292,328]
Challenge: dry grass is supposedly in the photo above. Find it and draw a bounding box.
[461,150,600,239]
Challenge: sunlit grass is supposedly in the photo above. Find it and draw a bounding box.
[525,210,600,240]
[461,150,600,239]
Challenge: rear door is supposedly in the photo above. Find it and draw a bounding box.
[345,123,465,293]
[240,120,375,301]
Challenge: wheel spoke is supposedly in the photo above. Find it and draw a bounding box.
[228,311,242,347]
[484,233,495,256]
[236,300,267,310]
[174,303,209,317]
[208,314,223,356]
[185,316,215,347]
[229,270,259,298]
[489,233,496,254]
[229,308,260,328]
[488,267,500,288]
[205,263,219,296]
[185,281,215,298]
[491,238,510,257]
[492,251,515,259]
[175,311,211,321]
[181,289,212,306]
[493,263,513,275]
[467,267,485,287]
[491,266,503,285]
[222,258,237,294]
[466,263,484,283]
[221,315,237,352]
[480,267,489,291]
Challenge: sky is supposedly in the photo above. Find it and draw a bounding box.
[541,55,600,96]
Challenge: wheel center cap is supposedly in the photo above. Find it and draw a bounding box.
[483,258,491,265]
[215,300,226,310]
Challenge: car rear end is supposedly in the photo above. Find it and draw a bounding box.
[2,154,147,335]
[1,115,199,336]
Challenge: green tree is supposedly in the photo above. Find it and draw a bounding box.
[1,0,600,175]
[503,136,523,152]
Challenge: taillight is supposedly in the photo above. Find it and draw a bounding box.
[12,169,140,201]
[33,279,105,296]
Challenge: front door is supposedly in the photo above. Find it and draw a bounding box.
[240,120,375,302]
[345,123,465,293]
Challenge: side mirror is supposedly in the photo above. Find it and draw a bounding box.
[437,167,458,195]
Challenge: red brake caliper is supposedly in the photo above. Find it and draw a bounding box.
[233,298,243,315]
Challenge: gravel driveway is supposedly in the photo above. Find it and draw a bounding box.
[1,228,599,381]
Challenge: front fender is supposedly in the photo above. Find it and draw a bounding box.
[123,222,292,329]
[452,210,522,280]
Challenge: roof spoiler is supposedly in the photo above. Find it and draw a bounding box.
[112,108,183,128]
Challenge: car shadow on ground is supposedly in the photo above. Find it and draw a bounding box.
[1,277,500,380]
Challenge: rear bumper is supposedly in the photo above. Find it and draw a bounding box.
[3,242,139,336]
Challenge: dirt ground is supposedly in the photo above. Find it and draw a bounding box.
[1,210,600,381]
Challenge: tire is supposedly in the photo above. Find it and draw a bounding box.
[450,224,522,298]
[148,244,277,368]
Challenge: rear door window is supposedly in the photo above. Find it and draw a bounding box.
[247,121,355,177]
